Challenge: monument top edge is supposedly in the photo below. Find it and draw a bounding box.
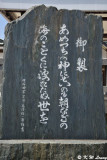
[6,4,102,24]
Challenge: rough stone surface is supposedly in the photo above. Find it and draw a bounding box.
[2,5,106,139]
[0,140,107,160]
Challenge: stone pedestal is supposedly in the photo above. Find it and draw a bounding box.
[0,140,107,159]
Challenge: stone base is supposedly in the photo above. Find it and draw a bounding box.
[0,140,107,160]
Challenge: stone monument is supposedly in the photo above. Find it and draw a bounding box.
[2,5,106,139]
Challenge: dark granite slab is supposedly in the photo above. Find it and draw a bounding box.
[2,5,106,139]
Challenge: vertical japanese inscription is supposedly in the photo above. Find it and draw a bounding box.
[58,24,71,130]
[76,37,88,72]
[37,25,50,125]
[21,78,26,132]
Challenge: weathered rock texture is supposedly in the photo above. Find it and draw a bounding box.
[0,140,107,160]
[2,5,106,139]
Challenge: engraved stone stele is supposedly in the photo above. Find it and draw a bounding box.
[2,5,106,139]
